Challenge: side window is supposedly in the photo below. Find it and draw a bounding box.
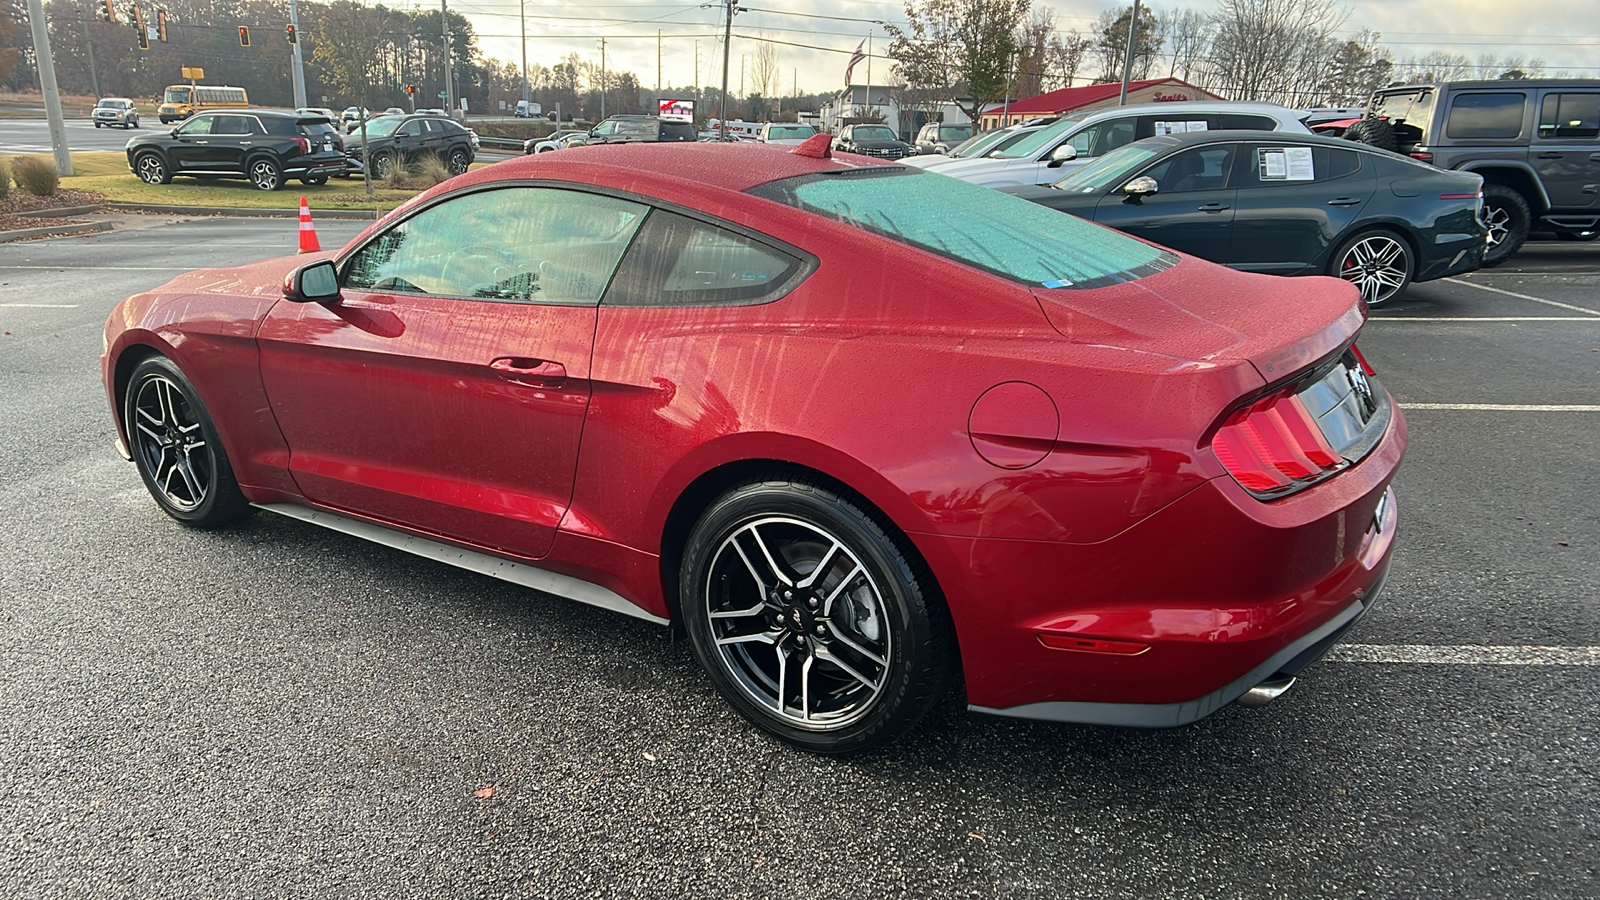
[1215,114,1276,130]
[1539,93,1600,139]
[1064,119,1138,158]
[1144,146,1235,192]
[397,121,422,138]
[342,188,648,303]
[211,116,253,136]
[1238,146,1361,188]
[604,210,806,308]
[174,116,213,136]
[1445,92,1527,139]
[1323,147,1363,180]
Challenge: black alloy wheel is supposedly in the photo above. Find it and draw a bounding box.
[1481,184,1531,267]
[447,147,470,176]
[1332,229,1413,307]
[371,152,395,179]
[135,152,171,185]
[124,356,253,528]
[248,158,283,191]
[680,478,953,755]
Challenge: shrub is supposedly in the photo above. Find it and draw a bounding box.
[12,156,59,197]
[413,153,452,186]
[0,158,11,199]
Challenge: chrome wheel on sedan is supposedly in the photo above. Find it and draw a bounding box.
[125,357,253,528]
[681,480,952,754]
[1334,231,1412,307]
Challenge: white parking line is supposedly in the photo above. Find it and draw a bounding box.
[1373,316,1600,322]
[0,303,78,308]
[1445,278,1600,316]
[1327,645,1600,665]
[1401,403,1600,411]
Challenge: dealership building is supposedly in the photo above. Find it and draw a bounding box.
[978,78,1223,131]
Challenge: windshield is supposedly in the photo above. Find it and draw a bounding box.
[750,169,1171,289]
[949,129,1014,158]
[358,117,402,138]
[768,125,816,140]
[991,116,1084,159]
[1051,146,1161,193]
[97,99,129,109]
[163,89,188,104]
[1370,88,1436,144]
[939,125,972,141]
[851,125,897,142]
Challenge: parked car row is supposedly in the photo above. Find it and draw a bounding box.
[123,109,477,191]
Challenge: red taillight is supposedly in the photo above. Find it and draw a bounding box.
[1410,151,1433,162]
[1350,344,1376,375]
[1212,391,1345,495]
[293,136,310,155]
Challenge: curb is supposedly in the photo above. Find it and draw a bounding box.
[0,221,112,243]
[102,202,385,220]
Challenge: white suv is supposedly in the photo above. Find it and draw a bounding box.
[930,101,1311,188]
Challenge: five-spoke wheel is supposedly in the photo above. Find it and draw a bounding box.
[1333,230,1412,307]
[125,356,252,528]
[249,158,283,191]
[135,152,170,185]
[681,479,951,754]
[447,148,471,176]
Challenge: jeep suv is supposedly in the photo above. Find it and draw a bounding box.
[126,110,346,191]
[1347,80,1600,265]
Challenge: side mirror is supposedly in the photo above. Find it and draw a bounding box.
[1121,176,1160,199]
[284,260,342,304]
[1045,144,1079,167]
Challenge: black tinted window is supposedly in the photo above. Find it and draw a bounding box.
[1143,146,1234,192]
[211,115,255,136]
[299,121,338,137]
[261,117,297,136]
[604,210,805,307]
[1445,93,1526,139]
[1215,114,1275,130]
[1324,147,1363,179]
[1539,92,1600,139]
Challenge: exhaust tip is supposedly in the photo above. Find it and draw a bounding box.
[1238,675,1296,708]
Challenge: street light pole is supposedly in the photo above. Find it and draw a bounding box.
[520,0,528,104]
[1117,0,1142,106]
[442,0,455,115]
[288,0,307,108]
[718,0,734,138]
[599,37,607,120]
[23,0,71,176]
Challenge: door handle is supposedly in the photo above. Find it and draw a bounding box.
[1327,197,1362,207]
[1196,203,1230,212]
[490,357,566,387]
[1536,152,1563,159]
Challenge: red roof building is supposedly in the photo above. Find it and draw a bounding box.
[980,78,1224,130]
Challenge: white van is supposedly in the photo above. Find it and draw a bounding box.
[930,102,1311,188]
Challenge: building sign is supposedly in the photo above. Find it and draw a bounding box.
[1152,92,1192,101]
[658,99,695,122]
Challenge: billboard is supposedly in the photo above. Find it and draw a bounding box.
[658,98,695,122]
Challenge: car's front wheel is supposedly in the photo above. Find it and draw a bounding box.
[135,152,171,185]
[1332,229,1413,307]
[680,478,953,755]
[124,355,253,528]
[1482,184,1531,267]
[370,152,395,179]
[248,157,283,191]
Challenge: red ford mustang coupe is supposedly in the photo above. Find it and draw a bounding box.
[102,140,1404,754]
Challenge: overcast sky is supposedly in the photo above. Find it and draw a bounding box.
[458,0,1598,98]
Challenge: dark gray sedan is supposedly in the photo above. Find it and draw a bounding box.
[1002,130,1488,305]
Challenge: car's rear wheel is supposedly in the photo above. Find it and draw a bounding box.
[135,152,171,185]
[680,479,952,755]
[248,158,283,191]
[1332,229,1413,307]
[447,147,470,175]
[125,356,253,529]
[1482,184,1531,267]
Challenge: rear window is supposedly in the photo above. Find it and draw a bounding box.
[1538,92,1600,139]
[1445,92,1526,139]
[767,125,816,140]
[750,169,1174,289]
[1370,89,1436,144]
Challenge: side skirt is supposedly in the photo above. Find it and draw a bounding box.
[254,502,670,627]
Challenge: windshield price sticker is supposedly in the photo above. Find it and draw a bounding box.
[1258,147,1315,181]
[1154,121,1208,135]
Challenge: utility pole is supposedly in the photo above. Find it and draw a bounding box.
[23,0,71,176]
[288,0,307,108]
[520,0,528,103]
[81,11,100,99]
[442,0,455,115]
[718,0,734,138]
[598,37,607,120]
[694,41,699,93]
[1117,0,1142,106]
[657,30,662,93]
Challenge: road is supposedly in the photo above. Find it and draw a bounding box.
[0,219,1596,898]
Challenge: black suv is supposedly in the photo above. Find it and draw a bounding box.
[1346,79,1600,264]
[583,115,697,144]
[126,110,345,191]
[831,124,914,160]
[344,114,477,178]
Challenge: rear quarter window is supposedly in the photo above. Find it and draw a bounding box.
[1445,92,1527,139]
[604,210,807,307]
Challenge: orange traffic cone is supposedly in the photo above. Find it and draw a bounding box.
[297,196,321,253]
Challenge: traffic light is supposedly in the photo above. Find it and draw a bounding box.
[157,9,167,42]
[237,25,249,47]
[285,23,296,44]
[136,28,149,50]
[406,85,415,96]
[131,4,144,30]
[102,0,115,22]
[132,5,148,50]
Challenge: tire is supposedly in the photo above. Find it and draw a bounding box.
[371,152,395,179]
[124,356,254,529]
[680,478,953,755]
[301,174,328,186]
[1481,184,1531,267]
[94,122,102,128]
[248,157,283,191]
[1343,118,1400,153]
[1331,229,1413,307]
[135,152,171,185]
[446,147,470,175]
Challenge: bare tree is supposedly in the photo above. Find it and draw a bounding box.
[884,0,1031,125]
[1013,8,1055,99]
[1042,29,1091,90]
[1396,51,1476,84]
[1204,0,1346,106]
[1320,29,1392,107]
[1091,5,1163,84]
[1158,6,1213,85]
[749,33,780,116]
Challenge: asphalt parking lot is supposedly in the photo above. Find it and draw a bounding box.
[1,218,1596,899]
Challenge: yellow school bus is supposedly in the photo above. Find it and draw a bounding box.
[158,85,250,123]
